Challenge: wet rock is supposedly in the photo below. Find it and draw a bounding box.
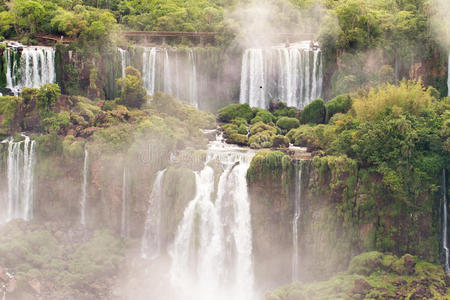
[352,278,372,295]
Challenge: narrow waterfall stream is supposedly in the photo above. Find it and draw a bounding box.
[292,160,303,281]
[443,169,449,274]
[170,134,255,300]
[118,48,129,78]
[141,169,167,259]
[448,53,450,97]
[240,42,323,109]
[80,148,89,226]
[121,167,129,238]
[5,43,56,95]
[4,136,36,222]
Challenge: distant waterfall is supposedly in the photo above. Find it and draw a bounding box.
[443,169,449,274]
[118,48,129,78]
[240,42,323,109]
[121,167,129,238]
[141,169,167,259]
[4,136,35,222]
[448,54,450,97]
[80,148,89,226]
[141,48,200,108]
[5,45,56,95]
[292,160,303,281]
[170,136,255,300]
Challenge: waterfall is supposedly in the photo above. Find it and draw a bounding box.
[140,47,201,107]
[188,50,199,108]
[118,48,129,78]
[443,169,449,274]
[170,136,255,300]
[141,169,167,259]
[5,45,56,95]
[121,167,129,238]
[448,53,450,97]
[292,161,303,281]
[80,148,89,226]
[4,136,35,222]
[239,42,323,109]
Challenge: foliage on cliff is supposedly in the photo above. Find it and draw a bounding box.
[264,251,450,300]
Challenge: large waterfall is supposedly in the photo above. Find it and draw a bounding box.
[141,168,167,259]
[170,135,255,300]
[239,42,323,109]
[4,43,56,95]
[80,148,89,226]
[292,160,303,281]
[2,136,36,223]
[443,169,449,274]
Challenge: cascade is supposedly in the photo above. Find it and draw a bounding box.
[4,43,56,95]
[80,148,89,226]
[170,134,255,300]
[140,47,200,107]
[121,167,129,238]
[118,48,129,78]
[292,160,303,281]
[448,53,450,97]
[443,169,449,274]
[141,169,167,259]
[240,42,323,109]
[3,136,35,223]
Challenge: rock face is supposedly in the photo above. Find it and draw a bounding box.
[249,155,442,287]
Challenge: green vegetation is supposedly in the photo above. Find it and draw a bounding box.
[299,98,326,125]
[117,66,147,108]
[264,251,449,300]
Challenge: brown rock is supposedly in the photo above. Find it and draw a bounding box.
[352,278,372,295]
[0,267,8,282]
[6,278,16,293]
[28,278,41,294]
[410,285,431,299]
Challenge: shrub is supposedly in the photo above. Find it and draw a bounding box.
[300,98,326,124]
[325,94,352,123]
[227,133,248,146]
[276,117,300,130]
[272,135,290,148]
[248,130,275,148]
[254,110,274,124]
[37,84,61,112]
[117,66,147,108]
[249,121,276,136]
[218,103,254,122]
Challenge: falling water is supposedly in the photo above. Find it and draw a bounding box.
[141,169,167,259]
[5,45,56,95]
[292,161,303,281]
[140,47,200,107]
[442,169,449,274]
[80,148,89,226]
[447,54,450,97]
[170,134,255,300]
[121,167,129,238]
[118,48,129,78]
[4,136,35,222]
[240,42,323,109]
[142,48,157,96]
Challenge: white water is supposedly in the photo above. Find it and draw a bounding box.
[240,42,323,109]
[118,48,129,78]
[3,136,35,222]
[443,169,449,274]
[448,54,450,97]
[80,148,89,226]
[5,44,56,95]
[170,134,255,300]
[121,167,129,238]
[141,169,167,259]
[140,47,200,107]
[292,161,303,281]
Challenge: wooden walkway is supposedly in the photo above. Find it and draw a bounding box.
[35,34,74,44]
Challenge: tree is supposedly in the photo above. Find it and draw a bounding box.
[117,66,147,108]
